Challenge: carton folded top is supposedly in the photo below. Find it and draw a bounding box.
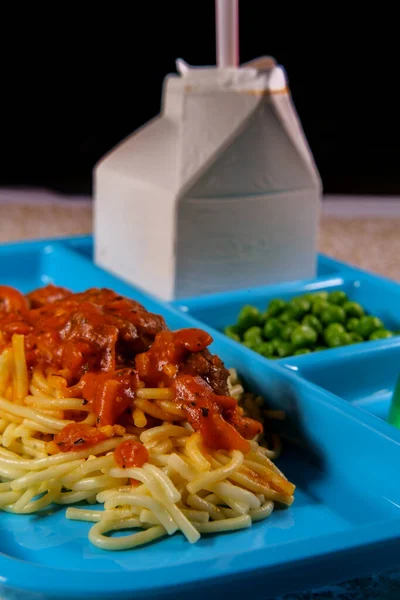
[97,58,321,198]
[174,57,287,94]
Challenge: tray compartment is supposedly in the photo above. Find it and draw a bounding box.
[283,337,400,425]
[174,275,400,362]
[63,235,94,260]
[1,323,400,593]
[0,243,49,292]
[1,237,400,598]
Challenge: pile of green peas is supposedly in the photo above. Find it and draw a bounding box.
[224,290,398,359]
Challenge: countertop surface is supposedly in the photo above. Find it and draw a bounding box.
[1,190,399,282]
[1,189,400,599]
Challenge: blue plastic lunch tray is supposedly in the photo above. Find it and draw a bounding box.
[1,235,400,600]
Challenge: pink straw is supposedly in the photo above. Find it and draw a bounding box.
[215,0,239,68]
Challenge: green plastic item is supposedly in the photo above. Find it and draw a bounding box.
[388,374,400,429]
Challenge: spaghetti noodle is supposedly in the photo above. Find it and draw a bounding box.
[0,284,295,550]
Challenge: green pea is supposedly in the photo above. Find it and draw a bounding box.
[302,314,323,335]
[291,325,318,349]
[320,305,346,326]
[256,341,275,358]
[349,332,363,343]
[324,323,345,347]
[273,340,294,358]
[242,341,253,349]
[271,338,281,351]
[325,334,343,348]
[340,332,353,345]
[325,323,345,336]
[279,308,297,324]
[346,317,360,333]
[224,325,241,342]
[343,301,365,319]
[224,324,240,334]
[356,316,384,339]
[229,333,241,343]
[369,329,394,341]
[310,291,329,301]
[315,345,327,351]
[281,320,299,341]
[294,348,312,356]
[266,299,287,318]
[263,318,282,340]
[243,326,263,348]
[289,296,311,319]
[312,299,330,316]
[328,290,348,305]
[298,293,315,302]
[237,305,262,332]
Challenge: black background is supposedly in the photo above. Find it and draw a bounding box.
[0,3,398,196]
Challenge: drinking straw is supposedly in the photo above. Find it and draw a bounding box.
[215,0,239,68]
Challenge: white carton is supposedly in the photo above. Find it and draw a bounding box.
[94,57,322,301]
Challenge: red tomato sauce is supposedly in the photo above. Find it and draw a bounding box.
[54,423,108,452]
[0,285,263,453]
[114,440,149,468]
[173,374,262,454]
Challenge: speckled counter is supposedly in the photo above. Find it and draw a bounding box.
[0,198,92,244]
[1,193,400,599]
[318,216,400,282]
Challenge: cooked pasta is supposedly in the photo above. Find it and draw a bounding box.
[0,284,295,550]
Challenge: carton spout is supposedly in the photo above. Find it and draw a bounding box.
[173,57,287,94]
[242,56,276,71]
[176,58,191,76]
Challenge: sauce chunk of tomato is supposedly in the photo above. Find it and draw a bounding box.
[114,440,149,468]
[54,423,108,452]
[174,374,263,454]
[135,328,213,387]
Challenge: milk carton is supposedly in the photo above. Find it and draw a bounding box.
[94,57,322,301]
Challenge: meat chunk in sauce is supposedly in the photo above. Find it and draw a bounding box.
[182,349,230,396]
[27,284,72,308]
[0,286,168,383]
[0,284,264,453]
[0,285,229,395]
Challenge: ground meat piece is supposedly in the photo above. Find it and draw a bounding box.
[27,285,72,308]
[0,286,30,315]
[3,285,168,383]
[57,297,167,378]
[70,289,167,340]
[181,349,229,396]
